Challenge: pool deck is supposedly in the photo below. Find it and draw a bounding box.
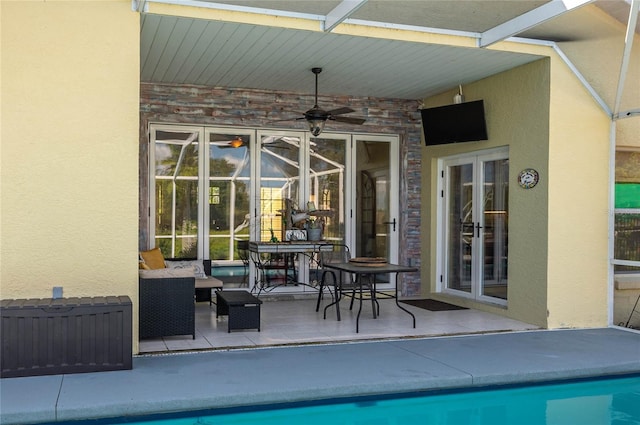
[2,327,640,424]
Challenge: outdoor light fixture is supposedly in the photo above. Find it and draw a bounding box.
[453,84,465,104]
[229,136,243,148]
[304,105,328,136]
[307,118,326,136]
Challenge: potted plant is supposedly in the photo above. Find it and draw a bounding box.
[306,217,323,241]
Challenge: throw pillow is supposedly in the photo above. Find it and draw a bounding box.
[140,248,166,269]
[166,260,207,279]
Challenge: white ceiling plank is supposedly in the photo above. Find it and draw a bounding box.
[186,23,246,85]
[257,32,325,90]
[151,18,199,82]
[230,30,300,88]
[161,19,210,83]
[141,15,179,82]
[140,14,162,79]
[324,0,368,32]
[206,25,273,86]
[162,20,214,83]
[176,21,230,84]
[479,0,594,47]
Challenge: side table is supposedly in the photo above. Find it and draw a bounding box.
[216,290,262,332]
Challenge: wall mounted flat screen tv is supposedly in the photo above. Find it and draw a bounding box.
[421,100,488,146]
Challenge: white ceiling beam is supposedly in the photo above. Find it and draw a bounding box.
[613,0,639,118]
[132,0,148,12]
[144,0,325,21]
[479,0,593,47]
[324,0,368,32]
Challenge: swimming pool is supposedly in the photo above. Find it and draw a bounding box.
[66,375,640,425]
[210,265,245,278]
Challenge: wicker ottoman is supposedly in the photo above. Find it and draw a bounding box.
[216,291,262,332]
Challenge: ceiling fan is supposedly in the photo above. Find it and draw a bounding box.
[277,68,366,136]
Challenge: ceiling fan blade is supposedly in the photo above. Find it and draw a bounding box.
[326,107,354,116]
[332,116,366,125]
[271,116,306,123]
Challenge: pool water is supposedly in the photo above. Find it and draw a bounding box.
[99,375,640,425]
[210,266,245,277]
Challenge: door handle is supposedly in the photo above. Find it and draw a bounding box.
[461,221,474,233]
[383,218,396,232]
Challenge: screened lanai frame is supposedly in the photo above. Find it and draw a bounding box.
[613,147,640,273]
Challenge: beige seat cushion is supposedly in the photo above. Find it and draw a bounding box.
[196,277,223,289]
[140,248,166,269]
[139,268,194,279]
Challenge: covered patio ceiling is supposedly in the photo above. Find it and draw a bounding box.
[139,0,639,117]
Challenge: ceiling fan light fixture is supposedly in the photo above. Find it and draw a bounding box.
[229,137,243,148]
[308,118,326,136]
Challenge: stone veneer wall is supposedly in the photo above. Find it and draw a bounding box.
[139,82,423,296]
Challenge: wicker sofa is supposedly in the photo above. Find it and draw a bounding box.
[139,276,196,340]
[138,258,222,340]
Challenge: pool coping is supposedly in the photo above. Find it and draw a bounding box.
[1,327,639,424]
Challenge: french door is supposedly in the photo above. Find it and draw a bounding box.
[148,124,399,292]
[439,148,509,304]
[148,125,254,260]
[353,135,400,286]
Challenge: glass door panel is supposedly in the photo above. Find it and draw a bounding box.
[354,137,399,288]
[152,128,201,258]
[258,134,302,242]
[374,168,391,262]
[446,162,474,294]
[308,136,347,244]
[255,133,303,288]
[480,158,509,300]
[206,131,251,261]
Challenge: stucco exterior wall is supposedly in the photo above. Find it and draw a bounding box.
[546,47,610,329]
[422,41,611,328]
[1,2,140,343]
[421,59,551,327]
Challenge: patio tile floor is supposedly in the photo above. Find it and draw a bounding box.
[139,294,539,353]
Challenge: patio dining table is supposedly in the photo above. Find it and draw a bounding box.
[322,261,418,332]
[248,241,333,295]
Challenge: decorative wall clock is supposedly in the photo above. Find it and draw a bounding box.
[518,168,539,189]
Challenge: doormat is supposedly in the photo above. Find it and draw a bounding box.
[400,299,468,311]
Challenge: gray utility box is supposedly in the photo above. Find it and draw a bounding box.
[1,296,132,378]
